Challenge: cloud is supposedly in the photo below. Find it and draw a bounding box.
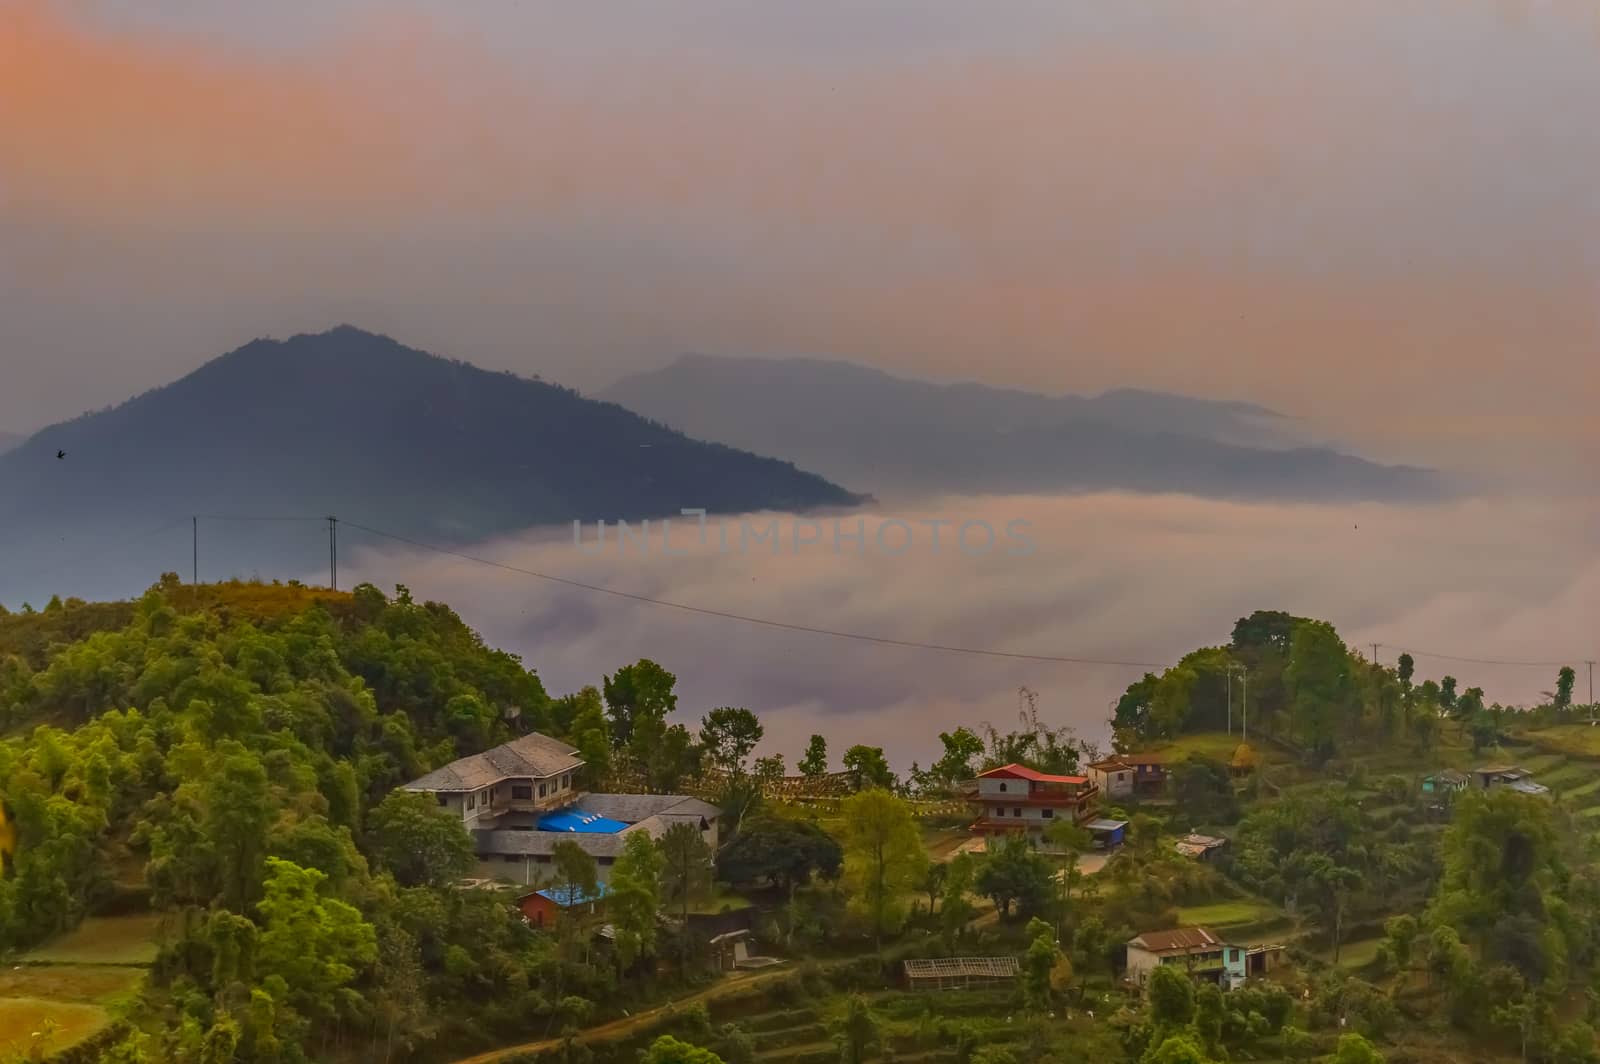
[332,492,1600,769]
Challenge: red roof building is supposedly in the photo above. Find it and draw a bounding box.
[968,763,1099,838]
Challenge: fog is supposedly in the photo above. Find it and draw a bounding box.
[329,492,1599,768]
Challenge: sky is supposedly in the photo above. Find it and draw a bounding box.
[2,0,1596,484]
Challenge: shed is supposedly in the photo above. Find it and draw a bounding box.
[518,882,608,929]
[1085,818,1129,849]
[903,957,1020,991]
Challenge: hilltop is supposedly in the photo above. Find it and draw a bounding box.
[0,328,861,602]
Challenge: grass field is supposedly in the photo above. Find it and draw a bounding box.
[1175,901,1279,928]
[1147,732,1269,764]
[0,966,142,1005]
[0,999,112,1058]
[21,912,165,966]
[1322,936,1385,970]
[1522,726,1600,759]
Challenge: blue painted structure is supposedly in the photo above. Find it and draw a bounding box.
[537,810,629,834]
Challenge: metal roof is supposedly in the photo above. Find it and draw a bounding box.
[978,763,1088,785]
[1129,927,1231,953]
[404,732,583,792]
[903,957,1020,980]
[1085,818,1129,831]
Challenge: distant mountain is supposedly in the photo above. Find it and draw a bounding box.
[0,328,861,602]
[601,355,1443,502]
[0,431,24,456]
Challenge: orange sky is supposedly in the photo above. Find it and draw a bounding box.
[2,0,1596,482]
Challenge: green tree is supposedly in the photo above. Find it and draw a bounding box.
[206,744,274,911]
[940,852,978,948]
[604,659,678,749]
[798,735,829,778]
[975,834,1054,919]
[1148,964,1197,1030]
[1021,917,1065,1011]
[699,707,764,777]
[839,788,926,950]
[365,790,475,888]
[635,717,703,793]
[1143,1033,1214,1064]
[255,857,378,1020]
[642,1035,727,1064]
[716,816,841,898]
[831,995,881,1064]
[609,829,665,970]
[566,686,612,782]
[1284,620,1354,758]
[931,728,985,790]
[660,821,713,928]
[841,745,895,792]
[1326,1032,1385,1064]
[1556,667,1577,712]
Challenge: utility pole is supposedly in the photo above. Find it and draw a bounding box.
[1227,668,1233,736]
[1372,643,1380,667]
[1242,668,1249,743]
[1589,660,1596,710]
[327,516,338,591]
[192,516,198,585]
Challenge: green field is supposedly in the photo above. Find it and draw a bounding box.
[1174,901,1279,928]
[1522,726,1600,759]
[0,966,142,1005]
[0,998,112,1058]
[21,912,165,966]
[1320,936,1385,970]
[1147,732,1269,764]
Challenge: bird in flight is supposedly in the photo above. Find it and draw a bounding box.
[56,450,65,460]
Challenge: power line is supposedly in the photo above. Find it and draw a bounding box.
[338,519,1166,668]
[1377,643,1577,669]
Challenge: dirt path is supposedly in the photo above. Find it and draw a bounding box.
[448,967,796,1064]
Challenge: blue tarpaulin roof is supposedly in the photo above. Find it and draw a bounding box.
[537,810,629,834]
[534,883,609,907]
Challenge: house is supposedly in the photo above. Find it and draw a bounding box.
[1087,758,1135,799]
[400,733,721,887]
[1126,927,1248,990]
[1175,833,1228,860]
[518,882,608,929]
[1507,779,1553,798]
[968,763,1100,842]
[1121,753,1170,794]
[1085,818,1129,850]
[1421,770,1470,796]
[1472,765,1538,792]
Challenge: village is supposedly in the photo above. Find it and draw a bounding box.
[394,721,1560,1013]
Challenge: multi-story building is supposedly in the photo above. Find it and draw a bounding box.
[401,732,720,887]
[967,763,1100,843]
[1125,927,1248,989]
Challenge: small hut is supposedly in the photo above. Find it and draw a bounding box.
[1229,743,1259,778]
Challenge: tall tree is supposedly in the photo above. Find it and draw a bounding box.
[797,735,829,779]
[839,788,926,950]
[608,830,665,971]
[1284,620,1354,758]
[641,1036,727,1064]
[659,821,713,930]
[699,707,764,777]
[831,996,881,1064]
[603,659,678,750]
[255,858,378,1022]
[715,816,841,898]
[930,727,985,790]
[841,745,895,792]
[1555,667,1577,712]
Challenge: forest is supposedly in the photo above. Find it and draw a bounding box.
[0,586,1596,1064]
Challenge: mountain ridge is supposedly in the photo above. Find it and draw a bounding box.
[600,353,1442,502]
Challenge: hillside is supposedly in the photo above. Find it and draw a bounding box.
[0,328,861,603]
[601,355,1444,502]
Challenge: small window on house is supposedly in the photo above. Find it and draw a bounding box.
[599,857,614,866]
[998,781,1007,792]
[1013,807,1022,817]
[436,794,448,807]
[466,793,476,810]
[535,855,551,864]
[503,853,518,862]
[994,807,1005,817]
[539,782,548,798]
[512,785,532,801]
[1042,808,1054,818]
[562,774,570,789]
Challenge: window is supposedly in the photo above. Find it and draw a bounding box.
[512,785,532,800]
[502,853,518,862]
[466,792,476,810]
[998,781,1008,792]
[535,855,551,864]
[562,774,570,789]
[1013,807,1022,817]
[539,783,548,798]
[436,794,448,807]
[599,857,614,866]
[1042,808,1054,818]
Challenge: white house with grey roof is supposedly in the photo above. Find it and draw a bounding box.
[401,732,720,887]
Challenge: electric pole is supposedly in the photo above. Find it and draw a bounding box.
[192,516,198,585]
[1588,660,1595,710]
[1227,668,1233,736]
[1242,668,1249,743]
[327,516,338,591]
